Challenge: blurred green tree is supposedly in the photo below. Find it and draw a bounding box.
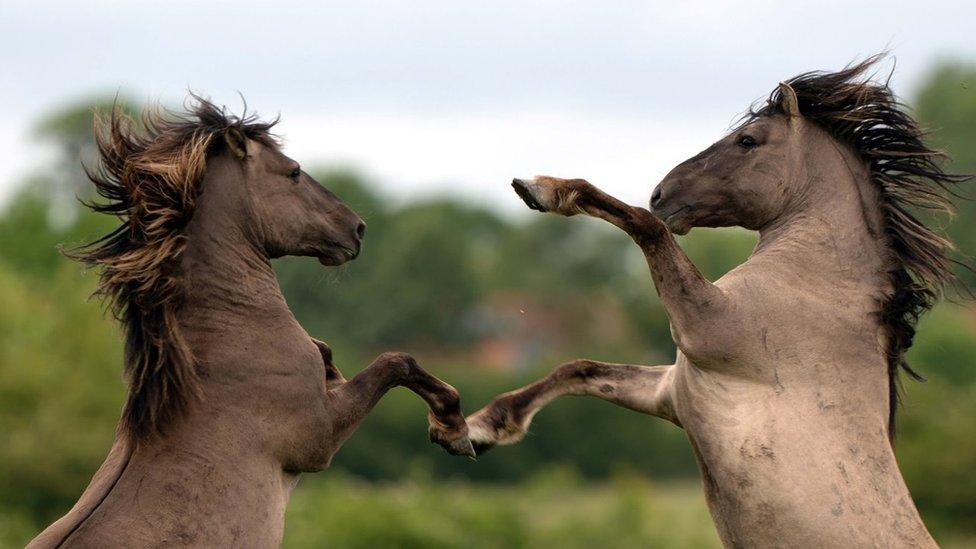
[915,63,976,285]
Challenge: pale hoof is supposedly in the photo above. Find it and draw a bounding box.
[512,178,548,212]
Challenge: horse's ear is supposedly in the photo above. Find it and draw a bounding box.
[224,126,248,160]
[778,82,801,120]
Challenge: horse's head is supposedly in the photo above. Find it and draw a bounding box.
[650,84,807,236]
[74,97,372,442]
[211,127,366,266]
[649,56,974,440]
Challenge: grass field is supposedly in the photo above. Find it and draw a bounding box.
[283,472,976,548]
[284,471,721,548]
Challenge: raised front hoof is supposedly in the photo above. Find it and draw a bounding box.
[429,427,477,459]
[512,178,548,212]
[512,176,585,216]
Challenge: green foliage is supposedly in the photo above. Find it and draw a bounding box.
[915,63,976,173]
[898,307,976,537]
[0,186,116,278]
[899,378,976,540]
[914,62,976,285]
[0,261,124,540]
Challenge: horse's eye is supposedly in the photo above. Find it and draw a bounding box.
[737,135,757,149]
[289,167,301,181]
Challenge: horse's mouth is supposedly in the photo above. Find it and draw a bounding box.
[317,244,360,266]
[657,205,692,234]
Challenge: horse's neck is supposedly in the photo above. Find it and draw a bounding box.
[178,203,301,357]
[753,144,891,298]
[181,220,290,325]
[96,210,305,544]
[175,200,307,453]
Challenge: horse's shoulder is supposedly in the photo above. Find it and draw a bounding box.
[716,259,832,305]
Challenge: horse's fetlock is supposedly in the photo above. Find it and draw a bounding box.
[554,359,594,380]
[553,361,579,380]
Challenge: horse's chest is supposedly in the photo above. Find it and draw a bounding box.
[266,336,326,387]
[738,271,880,341]
[698,282,883,382]
[208,324,325,395]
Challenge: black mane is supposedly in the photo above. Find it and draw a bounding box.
[747,55,973,438]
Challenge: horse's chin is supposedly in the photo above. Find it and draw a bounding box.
[669,223,692,236]
[317,251,353,266]
[659,210,693,235]
[653,204,694,235]
[316,243,360,266]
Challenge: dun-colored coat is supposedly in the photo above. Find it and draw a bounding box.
[460,58,968,547]
[30,99,473,548]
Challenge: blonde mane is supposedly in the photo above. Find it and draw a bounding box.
[70,96,278,442]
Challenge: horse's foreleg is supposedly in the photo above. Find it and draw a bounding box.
[327,352,475,457]
[463,359,676,455]
[512,176,730,349]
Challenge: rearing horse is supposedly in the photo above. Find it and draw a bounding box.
[457,58,968,546]
[30,99,473,548]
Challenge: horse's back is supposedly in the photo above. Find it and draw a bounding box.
[28,436,131,549]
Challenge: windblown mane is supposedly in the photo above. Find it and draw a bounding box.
[69,96,278,443]
[747,55,973,436]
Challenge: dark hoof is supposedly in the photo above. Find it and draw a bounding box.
[429,428,477,459]
[512,178,546,212]
[452,436,477,460]
[441,435,477,459]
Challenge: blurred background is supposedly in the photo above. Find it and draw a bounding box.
[1,2,974,547]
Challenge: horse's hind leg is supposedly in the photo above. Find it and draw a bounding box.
[328,352,475,457]
[464,360,676,455]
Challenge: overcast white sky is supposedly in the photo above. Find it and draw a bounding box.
[2,1,974,211]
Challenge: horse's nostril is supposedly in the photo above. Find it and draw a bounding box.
[651,186,663,208]
[356,222,367,240]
